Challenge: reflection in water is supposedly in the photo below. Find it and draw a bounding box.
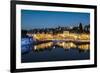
[21,41,90,53]
[21,45,32,54]
[78,44,90,51]
[56,42,77,49]
[33,42,53,51]
[21,41,90,62]
[32,42,90,52]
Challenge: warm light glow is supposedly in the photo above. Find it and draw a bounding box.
[33,42,53,50]
[78,44,90,50]
[33,41,90,51]
[56,42,77,49]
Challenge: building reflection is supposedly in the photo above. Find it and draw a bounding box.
[56,42,77,49]
[33,42,53,51]
[78,44,90,51]
[32,41,90,52]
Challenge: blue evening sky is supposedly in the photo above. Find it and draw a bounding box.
[21,10,90,30]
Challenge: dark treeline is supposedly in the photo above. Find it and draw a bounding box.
[21,23,90,37]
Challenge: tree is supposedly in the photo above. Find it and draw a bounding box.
[79,23,83,33]
[21,30,28,38]
[84,24,90,33]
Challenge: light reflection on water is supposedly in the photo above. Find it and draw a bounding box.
[33,42,90,51]
[21,41,90,63]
